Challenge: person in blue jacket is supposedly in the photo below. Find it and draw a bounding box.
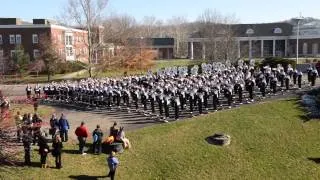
[107,151,119,180]
[59,113,70,142]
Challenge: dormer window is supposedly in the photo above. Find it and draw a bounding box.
[246,28,254,35]
[273,28,282,34]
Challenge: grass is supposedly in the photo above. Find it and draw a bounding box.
[1,98,320,179]
[1,59,204,84]
[0,74,66,84]
[94,59,205,78]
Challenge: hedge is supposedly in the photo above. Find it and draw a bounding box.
[260,57,296,71]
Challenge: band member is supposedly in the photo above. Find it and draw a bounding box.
[292,70,298,85]
[285,75,290,90]
[297,71,303,89]
[26,85,32,99]
[311,69,318,86]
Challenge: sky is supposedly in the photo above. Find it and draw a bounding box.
[1,0,319,24]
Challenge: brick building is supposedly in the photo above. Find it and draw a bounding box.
[0,18,90,74]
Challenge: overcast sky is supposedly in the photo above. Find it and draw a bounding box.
[1,0,319,23]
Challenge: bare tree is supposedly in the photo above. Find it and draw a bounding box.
[103,13,138,46]
[141,16,157,37]
[196,9,238,62]
[63,0,108,77]
[167,16,189,58]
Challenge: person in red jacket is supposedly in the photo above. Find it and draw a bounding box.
[75,121,89,155]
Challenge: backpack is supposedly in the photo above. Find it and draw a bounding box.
[93,133,98,143]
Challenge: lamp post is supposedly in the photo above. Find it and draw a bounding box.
[294,16,304,65]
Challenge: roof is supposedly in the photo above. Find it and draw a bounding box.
[232,23,293,37]
[190,23,293,38]
[128,38,174,46]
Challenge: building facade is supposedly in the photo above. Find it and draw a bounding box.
[188,18,320,60]
[0,18,89,73]
[128,38,174,60]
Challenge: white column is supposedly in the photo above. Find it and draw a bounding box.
[261,40,264,58]
[284,39,288,57]
[237,40,241,58]
[202,42,206,60]
[249,40,252,59]
[190,42,194,60]
[273,39,276,57]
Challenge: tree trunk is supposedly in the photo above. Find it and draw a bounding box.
[88,66,92,77]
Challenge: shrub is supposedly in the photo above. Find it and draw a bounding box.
[305,59,311,63]
[260,57,296,71]
[56,61,86,74]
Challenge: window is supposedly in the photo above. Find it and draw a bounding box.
[65,35,73,45]
[33,49,40,58]
[273,28,282,34]
[66,47,74,56]
[10,50,23,57]
[16,34,21,44]
[0,35,2,44]
[32,34,38,44]
[10,50,20,57]
[246,28,254,35]
[9,35,15,44]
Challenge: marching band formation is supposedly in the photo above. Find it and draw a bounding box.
[25,60,319,122]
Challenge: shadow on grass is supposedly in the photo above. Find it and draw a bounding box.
[0,161,42,168]
[281,97,317,123]
[69,175,107,180]
[299,115,311,123]
[63,149,80,154]
[307,157,320,164]
[63,143,94,154]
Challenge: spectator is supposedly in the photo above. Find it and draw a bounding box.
[49,114,59,138]
[75,121,89,155]
[59,113,70,142]
[116,127,131,149]
[32,114,42,145]
[52,135,63,169]
[107,151,119,180]
[38,135,49,168]
[109,122,119,138]
[26,113,33,125]
[22,128,32,166]
[15,111,23,142]
[92,125,103,154]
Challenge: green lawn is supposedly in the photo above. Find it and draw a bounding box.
[1,99,320,179]
[0,74,66,84]
[94,59,205,78]
[1,59,204,84]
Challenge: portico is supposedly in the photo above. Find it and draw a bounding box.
[188,20,320,59]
